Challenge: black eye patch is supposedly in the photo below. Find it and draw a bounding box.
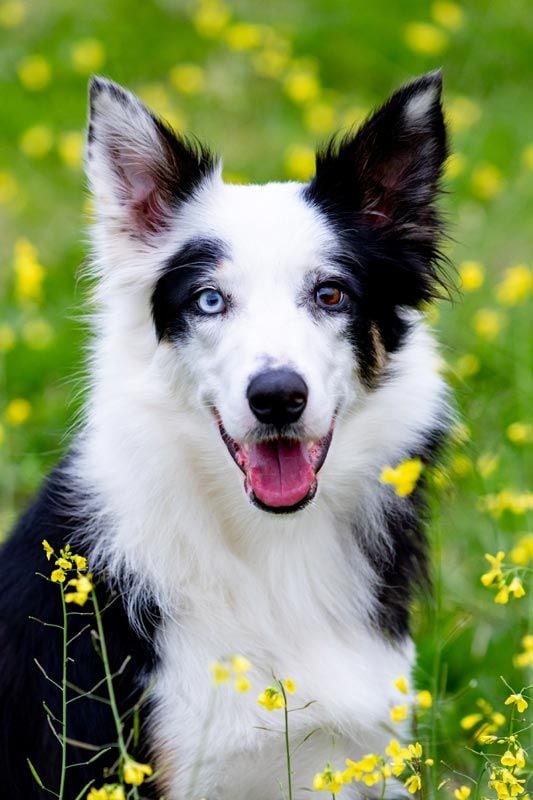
[151,237,228,341]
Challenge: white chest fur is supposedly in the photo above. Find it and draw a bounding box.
[149,519,414,800]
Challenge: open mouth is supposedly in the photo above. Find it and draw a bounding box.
[215,415,334,513]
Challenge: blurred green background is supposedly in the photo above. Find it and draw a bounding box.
[0,0,532,794]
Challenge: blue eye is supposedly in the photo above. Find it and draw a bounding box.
[196,288,226,315]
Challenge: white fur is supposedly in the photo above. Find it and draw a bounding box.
[74,81,448,799]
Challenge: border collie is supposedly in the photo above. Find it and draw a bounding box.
[0,70,450,799]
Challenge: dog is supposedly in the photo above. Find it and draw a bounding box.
[0,70,450,799]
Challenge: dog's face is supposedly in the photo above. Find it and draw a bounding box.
[86,73,447,513]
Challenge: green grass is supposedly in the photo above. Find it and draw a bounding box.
[0,0,532,796]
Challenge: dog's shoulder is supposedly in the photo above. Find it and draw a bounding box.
[0,460,160,798]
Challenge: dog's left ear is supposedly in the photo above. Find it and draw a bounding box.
[85,77,217,238]
[306,70,448,303]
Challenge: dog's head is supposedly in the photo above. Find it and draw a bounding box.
[85,72,447,514]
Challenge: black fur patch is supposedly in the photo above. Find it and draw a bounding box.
[0,461,160,799]
[303,72,449,384]
[151,237,228,341]
[362,427,448,638]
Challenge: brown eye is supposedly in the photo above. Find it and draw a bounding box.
[315,284,347,309]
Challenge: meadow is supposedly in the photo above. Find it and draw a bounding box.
[0,0,532,797]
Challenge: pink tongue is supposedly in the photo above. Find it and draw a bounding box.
[247,439,315,508]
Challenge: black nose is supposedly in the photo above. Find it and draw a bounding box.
[247,369,308,427]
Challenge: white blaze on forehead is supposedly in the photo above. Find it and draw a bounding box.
[175,179,336,278]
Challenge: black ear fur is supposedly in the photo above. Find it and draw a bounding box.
[304,71,450,317]
[86,77,217,236]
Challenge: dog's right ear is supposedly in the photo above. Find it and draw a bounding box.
[85,77,217,239]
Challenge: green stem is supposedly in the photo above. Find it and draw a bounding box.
[92,590,128,759]
[58,587,68,800]
[278,681,293,800]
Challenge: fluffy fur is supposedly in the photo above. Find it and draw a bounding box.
[0,71,451,799]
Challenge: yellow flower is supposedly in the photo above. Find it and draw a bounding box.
[480,551,505,587]
[393,675,409,695]
[108,788,125,800]
[88,786,125,800]
[0,1,26,27]
[169,64,205,94]
[70,39,105,74]
[514,748,526,769]
[404,774,422,794]
[65,574,94,606]
[19,125,54,158]
[460,712,483,730]
[504,693,528,713]
[404,22,448,55]
[55,557,72,570]
[417,690,433,709]
[51,568,66,583]
[230,655,251,674]
[123,758,153,786]
[234,675,251,693]
[500,749,522,767]
[304,103,336,134]
[470,163,505,200]
[193,0,230,38]
[454,787,471,800]
[459,260,484,292]
[284,145,315,181]
[507,422,533,444]
[257,686,285,711]
[473,309,505,341]
[514,637,533,670]
[454,353,480,379]
[284,678,296,694]
[42,540,54,560]
[18,54,51,91]
[284,68,320,104]
[312,766,344,794]
[0,171,19,205]
[253,47,290,78]
[22,318,55,350]
[496,264,533,305]
[390,704,408,723]
[14,238,45,302]
[480,489,533,517]
[408,742,423,759]
[523,144,533,170]
[444,152,466,180]
[58,131,84,169]
[87,788,108,800]
[380,458,423,497]
[72,554,88,571]
[451,454,472,477]
[431,1,464,30]
[447,96,481,132]
[477,452,499,478]
[510,534,533,566]
[210,661,230,685]
[494,583,509,604]
[225,22,262,51]
[4,398,31,426]
[508,576,526,599]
